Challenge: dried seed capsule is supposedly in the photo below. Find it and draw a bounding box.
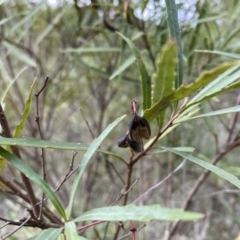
[128,112,151,142]
[117,132,142,152]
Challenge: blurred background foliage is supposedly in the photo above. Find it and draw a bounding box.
[1,0,240,239]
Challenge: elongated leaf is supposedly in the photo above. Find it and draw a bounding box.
[67,115,126,218]
[165,0,183,88]
[177,66,240,119]
[13,80,35,138]
[0,17,10,26]
[62,47,120,53]
[1,67,27,103]
[162,147,240,189]
[143,61,238,122]
[116,32,151,110]
[35,8,66,47]
[0,137,124,162]
[195,49,240,59]
[74,205,203,222]
[110,56,135,80]
[175,105,240,124]
[0,147,67,220]
[65,221,81,240]
[76,58,138,83]
[189,65,240,104]
[3,41,37,67]
[27,228,62,240]
[0,79,35,173]
[10,0,46,34]
[152,41,176,127]
[148,146,194,155]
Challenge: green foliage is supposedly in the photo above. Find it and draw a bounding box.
[144,61,238,122]
[162,147,240,189]
[65,222,80,240]
[116,32,151,110]
[152,40,176,128]
[1,0,240,239]
[27,228,62,240]
[74,205,203,222]
[13,80,36,138]
[0,80,35,173]
[165,0,183,88]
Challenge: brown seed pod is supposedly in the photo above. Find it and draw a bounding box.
[128,112,151,142]
[118,132,142,152]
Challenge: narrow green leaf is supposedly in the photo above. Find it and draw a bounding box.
[35,9,66,48]
[143,61,238,122]
[0,56,12,83]
[10,1,46,34]
[0,137,124,162]
[175,105,240,124]
[13,80,35,138]
[148,146,194,155]
[3,41,37,67]
[0,147,67,220]
[178,66,240,119]
[0,17,11,26]
[27,228,62,240]
[75,57,138,83]
[162,147,240,189]
[165,0,183,88]
[61,47,120,53]
[110,56,135,80]
[65,221,82,240]
[1,67,27,103]
[67,115,126,218]
[189,65,240,104]
[195,49,240,59]
[0,79,34,173]
[74,205,203,222]
[116,32,151,110]
[152,40,176,127]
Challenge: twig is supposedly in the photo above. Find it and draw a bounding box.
[111,178,140,206]
[1,215,31,240]
[35,76,49,220]
[225,93,240,144]
[133,160,186,204]
[77,220,105,232]
[0,222,9,230]
[80,108,95,139]
[55,151,78,191]
[0,176,62,224]
[108,161,125,185]
[117,223,146,240]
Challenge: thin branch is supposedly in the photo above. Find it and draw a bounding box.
[117,223,146,240]
[35,76,49,221]
[0,176,62,224]
[80,108,95,139]
[133,160,186,204]
[111,178,140,206]
[77,220,105,232]
[225,93,240,143]
[0,222,9,230]
[1,215,31,240]
[55,151,78,191]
